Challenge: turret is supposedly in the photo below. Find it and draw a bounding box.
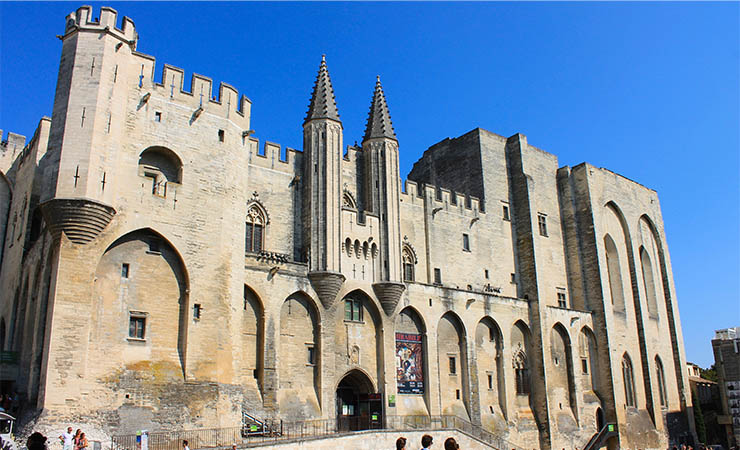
[303,56,345,309]
[39,6,136,244]
[362,77,405,315]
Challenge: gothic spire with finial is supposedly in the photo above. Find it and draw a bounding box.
[304,55,341,124]
[363,75,397,143]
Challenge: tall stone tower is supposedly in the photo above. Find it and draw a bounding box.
[303,56,345,309]
[39,6,134,243]
[363,77,405,315]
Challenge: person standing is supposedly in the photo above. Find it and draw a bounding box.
[59,427,74,450]
[183,440,190,450]
[73,429,82,450]
[396,437,407,450]
[420,434,433,449]
[77,433,88,450]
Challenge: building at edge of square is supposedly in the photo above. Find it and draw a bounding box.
[0,6,696,449]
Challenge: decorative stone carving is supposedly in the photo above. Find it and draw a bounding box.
[39,198,116,244]
[308,271,345,310]
[372,281,406,316]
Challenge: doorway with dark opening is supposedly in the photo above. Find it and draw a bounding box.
[336,369,383,431]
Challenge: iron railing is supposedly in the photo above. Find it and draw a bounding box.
[112,415,524,450]
[112,427,242,450]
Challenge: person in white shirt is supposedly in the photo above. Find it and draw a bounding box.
[59,427,74,450]
[182,440,190,450]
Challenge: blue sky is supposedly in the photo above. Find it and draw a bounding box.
[1,2,738,368]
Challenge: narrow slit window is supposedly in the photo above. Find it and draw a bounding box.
[449,356,456,375]
[503,204,510,221]
[154,111,162,122]
[121,263,129,278]
[462,233,470,251]
[218,129,225,142]
[307,345,315,365]
[434,268,442,285]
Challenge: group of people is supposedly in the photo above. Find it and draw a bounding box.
[0,393,19,415]
[59,427,89,450]
[396,434,460,450]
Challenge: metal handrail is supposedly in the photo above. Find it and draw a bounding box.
[112,415,524,450]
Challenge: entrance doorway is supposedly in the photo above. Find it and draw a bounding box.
[596,407,605,430]
[336,370,383,431]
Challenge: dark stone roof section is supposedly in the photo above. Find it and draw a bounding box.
[363,76,397,142]
[304,55,341,124]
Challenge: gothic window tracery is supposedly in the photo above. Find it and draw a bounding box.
[246,203,267,254]
[513,347,530,395]
[342,191,357,210]
[402,245,416,282]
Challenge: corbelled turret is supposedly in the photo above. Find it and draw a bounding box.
[362,76,405,315]
[303,55,345,309]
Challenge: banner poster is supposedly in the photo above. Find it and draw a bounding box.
[396,332,424,394]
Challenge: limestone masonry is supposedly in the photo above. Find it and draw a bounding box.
[0,6,696,449]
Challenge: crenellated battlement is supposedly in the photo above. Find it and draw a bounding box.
[131,63,252,130]
[0,130,27,153]
[246,137,302,174]
[342,145,362,163]
[64,6,137,45]
[400,179,484,215]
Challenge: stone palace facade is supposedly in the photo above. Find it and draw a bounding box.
[0,6,695,449]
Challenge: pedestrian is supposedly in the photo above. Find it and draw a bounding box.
[396,437,407,450]
[421,434,433,450]
[59,427,74,450]
[77,433,88,450]
[183,440,190,450]
[73,429,82,450]
[27,432,48,450]
[444,438,459,450]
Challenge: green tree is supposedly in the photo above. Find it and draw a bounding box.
[693,391,707,444]
[701,364,718,382]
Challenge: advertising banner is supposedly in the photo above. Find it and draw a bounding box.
[396,332,424,394]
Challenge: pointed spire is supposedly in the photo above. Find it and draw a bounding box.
[363,75,397,143]
[304,55,341,124]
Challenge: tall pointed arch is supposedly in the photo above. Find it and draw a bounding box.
[91,227,190,379]
[438,311,470,419]
[476,316,506,420]
[639,213,687,411]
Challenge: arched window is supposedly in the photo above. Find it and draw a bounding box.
[514,349,530,395]
[640,246,659,317]
[604,234,625,309]
[342,191,357,210]
[246,204,266,254]
[656,356,668,407]
[138,146,183,197]
[402,245,416,282]
[622,353,636,407]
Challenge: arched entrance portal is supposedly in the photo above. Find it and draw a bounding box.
[336,370,382,431]
[596,407,605,430]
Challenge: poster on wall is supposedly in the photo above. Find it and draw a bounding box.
[396,333,424,394]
